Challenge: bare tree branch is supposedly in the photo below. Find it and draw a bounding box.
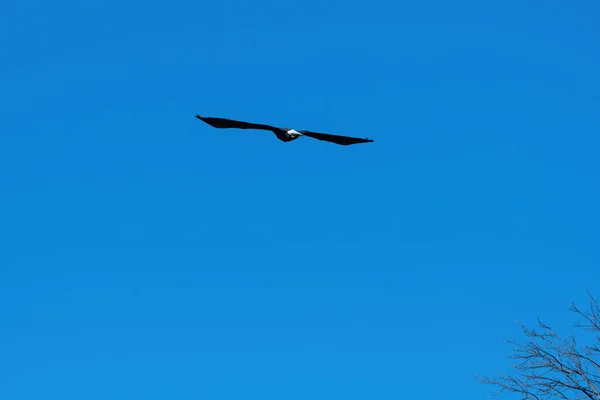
[477,292,600,399]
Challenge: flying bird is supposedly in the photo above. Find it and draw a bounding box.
[195,115,374,146]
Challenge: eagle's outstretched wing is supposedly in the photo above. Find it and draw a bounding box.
[195,115,277,131]
[196,114,374,145]
[299,130,374,146]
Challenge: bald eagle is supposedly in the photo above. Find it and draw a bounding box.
[195,115,373,146]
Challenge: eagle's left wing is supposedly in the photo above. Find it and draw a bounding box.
[299,130,374,146]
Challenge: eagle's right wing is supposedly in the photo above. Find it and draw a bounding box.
[196,115,277,131]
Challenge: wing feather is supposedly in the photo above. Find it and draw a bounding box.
[195,115,277,131]
[300,130,374,146]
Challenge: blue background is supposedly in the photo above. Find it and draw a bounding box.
[1,1,599,398]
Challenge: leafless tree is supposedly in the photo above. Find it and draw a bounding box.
[478,291,600,400]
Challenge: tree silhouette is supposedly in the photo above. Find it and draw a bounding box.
[479,291,600,400]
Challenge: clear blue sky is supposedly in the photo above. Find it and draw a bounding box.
[1,1,599,398]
